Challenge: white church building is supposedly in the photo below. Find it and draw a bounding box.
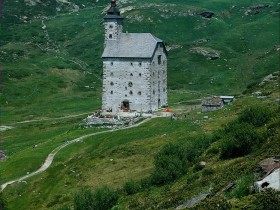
[102,0,168,114]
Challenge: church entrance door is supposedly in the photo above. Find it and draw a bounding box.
[121,100,130,112]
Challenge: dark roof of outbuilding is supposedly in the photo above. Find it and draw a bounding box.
[202,97,223,106]
[102,33,165,58]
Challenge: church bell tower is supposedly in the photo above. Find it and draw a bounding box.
[104,0,123,44]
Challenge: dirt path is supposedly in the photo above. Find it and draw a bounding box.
[8,112,92,125]
[0,117,154,192]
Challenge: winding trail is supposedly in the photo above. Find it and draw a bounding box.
[8,112,92,125]
[0,117,154,192]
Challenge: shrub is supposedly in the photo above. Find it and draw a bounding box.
[0,193,7,210]
[74,188,94,210]
[151,143,189,185]
[123,180,141,195]
[220,122,263,159]
[74,186,119,210]
[202,167,215,176]
[193,163,205,172]
[140,177,152,189]
[238,106,272,127]
[226,174,255,199]
[253,189,280,210]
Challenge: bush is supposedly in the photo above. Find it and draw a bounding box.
[238,106,272,127]
[74,188,94,210]
[74,186,119,210]
[226,174,255,199]
[220,122,263,159]
[123,180,141,195]
[0,193,7,210]
[151,143,189,185]
[253,189,280,210]
[140,177,152,189]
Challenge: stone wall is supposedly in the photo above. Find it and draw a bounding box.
[150,43,168,110]
[102,58,151,113]
[104,19,123,44]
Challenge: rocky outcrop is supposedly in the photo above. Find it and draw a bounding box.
[244,4,272,15]
[199,11,215,18]
[189,47,220,60]
[192,38,210,45]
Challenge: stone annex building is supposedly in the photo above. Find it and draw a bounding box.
[101,0,168,114]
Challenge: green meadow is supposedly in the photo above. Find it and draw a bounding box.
[0,0,279,209]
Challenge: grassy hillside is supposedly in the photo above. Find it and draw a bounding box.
[0,0,279,209]
[1,0,279,121]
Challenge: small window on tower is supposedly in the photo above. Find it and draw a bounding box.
[138,91,142,95]
[153,90,155,94]
[111,91,113,94]
[110,62,113,66]
[139,62,142,66]
[139,73,142,77]
[110,82,114,86]
[110,72,114,76]
[130,62,133,66]
[158,55,162,65]
[128,82,133,87]
[130,73,133,76]
[129,91,133,95]
[109,34,112,39]
[109,24,113,29]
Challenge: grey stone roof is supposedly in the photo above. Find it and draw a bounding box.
[202,97,223,106]
[102,33,164,58]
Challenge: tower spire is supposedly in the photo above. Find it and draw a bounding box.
[111,0,116,8]
[104,0,123,43]
[106,0,121,16]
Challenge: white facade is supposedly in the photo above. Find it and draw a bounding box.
[101,1,167,114]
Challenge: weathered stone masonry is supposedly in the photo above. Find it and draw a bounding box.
[101,0,167,114]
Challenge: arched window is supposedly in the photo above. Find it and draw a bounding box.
[110,82,114,86]
[128,82,133,87]
[139,73,142,77]
[130,73,133,76]
[153,90,155,95]
[110,62,113,66]
[129,91,133,95]
[138,91,142,95]
[110,91,113,94]
[139,62,142,66]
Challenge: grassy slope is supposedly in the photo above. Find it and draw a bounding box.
[0,0,279,209]
[1,0,279,121]
[3,94,279,210]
